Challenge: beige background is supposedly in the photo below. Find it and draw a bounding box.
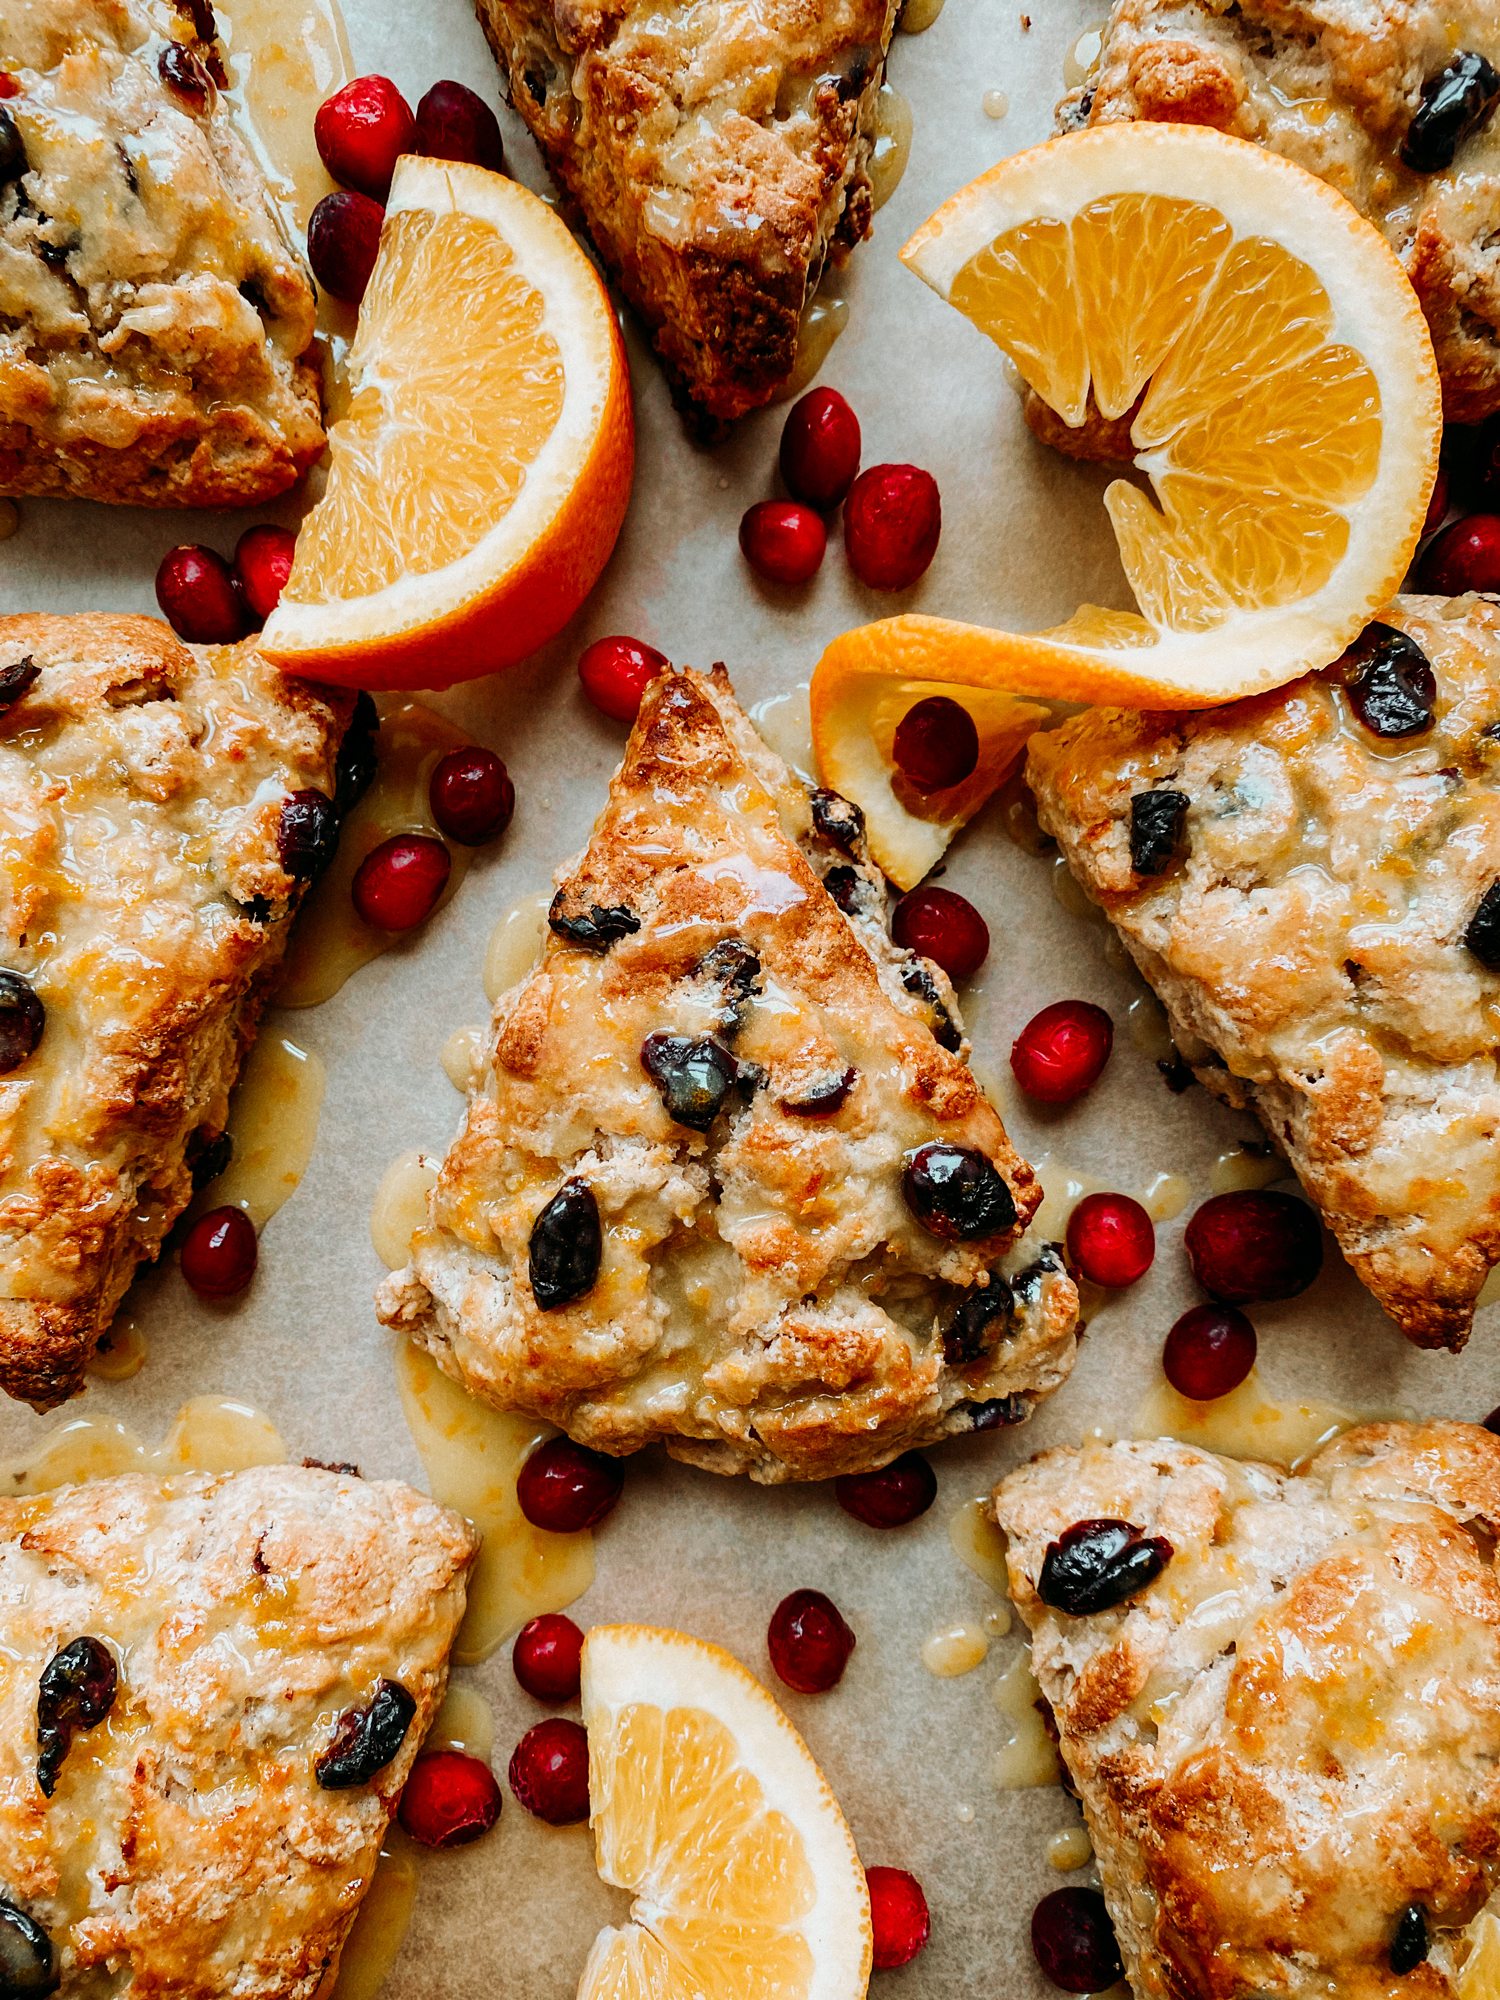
[5,0,1496,1992]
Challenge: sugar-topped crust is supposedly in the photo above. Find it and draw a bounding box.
[1027,594,1500,1351]
[0,1463,477,2000]
[0,614,351,1411]
[377,665,1079,1482]
[472,0,896,423]
[0,0,324,506]
[995,1424,1500,2000]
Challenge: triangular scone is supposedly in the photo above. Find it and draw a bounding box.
[995,1426,1500,1999]
[0,1463,476,1999]
[1027,594,1500,1352]
[378,667,1079,1482]
[472,0,896,422]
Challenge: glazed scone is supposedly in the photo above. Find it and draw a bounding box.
[995,1425,1500,2000]
[472,0,897,424]
[1027,593,1500,1351]
[1,0,325,506]
[0,1462,477,1999]
[377,666,1079,1482]
[1055,0,1500,424]
[0,614,354,1411]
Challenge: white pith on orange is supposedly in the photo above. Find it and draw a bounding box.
[260,157,633,690]
[576,1624,872,2000]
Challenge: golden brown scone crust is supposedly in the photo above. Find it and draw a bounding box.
[1027,594,1500,1351]
[0,0,325,506]
[0,1464,477,2000]
[472,0,897,422]
[377,666,1079,1482]
[0,614,351,1410]
[995,1424,1500,2000]
[1056,0,1500,425]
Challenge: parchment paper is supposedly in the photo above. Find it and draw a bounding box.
[5,1,1496,1992]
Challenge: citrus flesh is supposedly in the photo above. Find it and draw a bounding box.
[577,1625,872,2000]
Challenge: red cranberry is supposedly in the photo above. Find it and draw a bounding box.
[766,1589,856,1694]
[1031,1887,1124,1992]
[429,747,513,846]
[233,524,297,624]
[1423,464,1450,535]
[578,635,669,722]
[1162,1304,1257,1401]
[508,1718,590,1824]
[891,886,989,984]
[739,500,827,585]
[1483,1407,1500,1435]
[181,1205,257,1299]
[1066,1193,1155,1289]
[1417,513,1500,595]
[835,1451,937,1529]
[306,190,384,304]
[414,80,505,172]
[155,544,246,645]
[397,1750,502,1847]
[350,834,451,930]
[313,74,414,200]
[1010,1000,1114,1104]
[512,1614,584,1703]
[892,695,978,793]
[516,1436,623,1533]
[866,1867,931,1971]
[1184,1191,1323,1303]
[844,463,941,590]
[779,387,861,509]
[0,73,17,98]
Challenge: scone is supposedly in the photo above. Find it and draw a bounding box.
[1,0,325,506]
[1055,0,1500,424]
[0,1462,477,1999]
[995,1424,1500,2000]
[472,0,897,423]
[1027,593,1500,1351]
[0,613,355,1411]
[377,665,1079,1482]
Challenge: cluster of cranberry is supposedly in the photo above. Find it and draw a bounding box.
[155,530,298,647]
[1413,418,1500,595]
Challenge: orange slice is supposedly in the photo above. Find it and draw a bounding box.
[1460,1911,1500,1999]
[577,1625,872,2000]
[260,157,632,689]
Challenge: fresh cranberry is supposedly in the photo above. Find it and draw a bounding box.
[577,635,670,722]
[867,1867,931,1971]
[233,524,297,624]
[739,500,826,585]
[835,1451,937,1529]
[891,886,989,984]
[767,1589,855,1694]
[1184,1191,1323,1303]
[181,1205,257,1299]
[508,1718,589,1825]
[414,80,505,172]
[1066,1193,1155,1289]
[512,1614,584,1703]
[429,747,513,846]
[351,834,451,930]
[1031,1888,1124,1992]
[779,387,861,509]
[1417,513,1500,595]
[155,544,246,644]
[1422,464,1450,536]
[397,1750,502,1847]
[314,74,414,200]
[306,190,384,304]
[844,463,941,590]
[1010,1000,1114,1104]
[1162,1304,1257,1401]
[516,1436,623,1533]
[892,695,978,793]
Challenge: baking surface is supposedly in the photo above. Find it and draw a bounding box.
[4,1,1496,1994]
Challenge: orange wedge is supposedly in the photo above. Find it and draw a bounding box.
[260,157,632,689]
[578,1625,872,2000]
